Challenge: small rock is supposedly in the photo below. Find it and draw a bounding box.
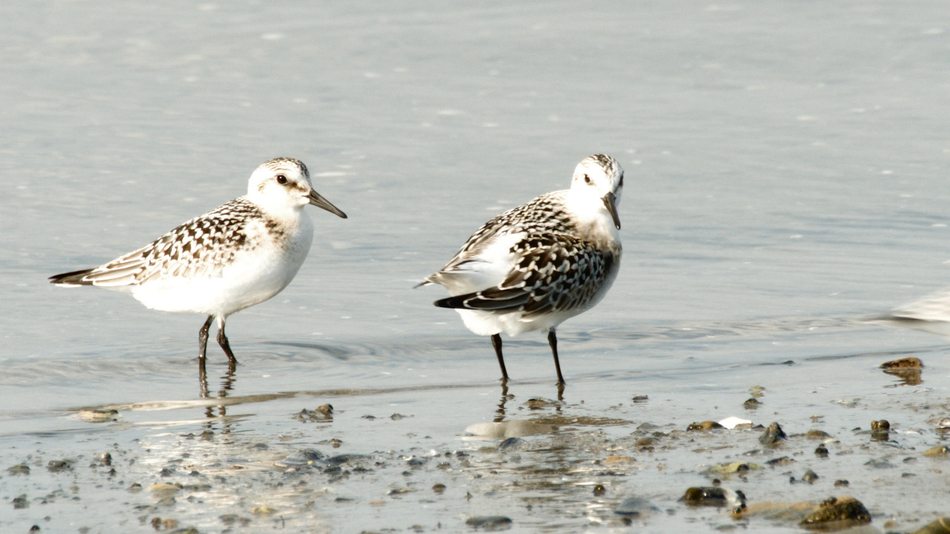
[147,483,182,494]
[47,460,72,472]
[7,464,30,475]
[432,483,446,494]
[498,437,526,451]
[525,397,558,410]
[923,445,949,457]
[465,516,512,529]
[759,422,787,446]
[802,470,819,483]
[631,395,649,403]
[743,398,761,409]
[864,458,895,469]
[815,444,829,458]
[834,480,849,487]
[911,517,950,534]
[805,429,832,440]
[593,484,606,496]
[687,421,724,431]
[77,409,119,422]
[279,449,327,468]
[880,357,924,369]
[615,496,658,516]
[766,456,794,466]
[251,505,278,516]
[13,494,29,509]
[680,487,728,507]
[800,496,871,530]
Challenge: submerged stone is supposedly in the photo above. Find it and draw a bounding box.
[799,496,871,530]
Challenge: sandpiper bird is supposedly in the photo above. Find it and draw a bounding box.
[50,157,347,368]
[419,154,623,385]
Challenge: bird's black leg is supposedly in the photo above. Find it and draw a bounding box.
[548,328,566,386]
[491,333,509,382]
[198,316,214,391]
[216,317,238,365]
[199,316,214,362]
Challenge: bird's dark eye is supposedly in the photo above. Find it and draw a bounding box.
[619,173,624,187]
[584,174,592,184]
[276,174,288,185]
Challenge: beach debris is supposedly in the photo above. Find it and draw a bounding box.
[719,416,752,429]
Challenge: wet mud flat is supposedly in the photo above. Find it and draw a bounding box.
[2,349,949,534]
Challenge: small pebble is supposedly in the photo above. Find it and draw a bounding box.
[76,409,119,423]
[47,460,72,472]
[923,445,949,457]
[7,464,30,475]
[743,398,761,409]
[498,437,526,451]
[815,444,829,457]
[687,421,724,431]
[680,487,728,506]
[465,516,512,528]
[759,422,787,445]
[800,496,871,529]
[13,494,29,509]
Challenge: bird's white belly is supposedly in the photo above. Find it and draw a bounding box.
[129,237,311,317]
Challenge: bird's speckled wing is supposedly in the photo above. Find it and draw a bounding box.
[434,233,619,317]
[54,198,264,287]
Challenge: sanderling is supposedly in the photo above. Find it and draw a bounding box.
[419,154,624,386]
[50,157,347,368]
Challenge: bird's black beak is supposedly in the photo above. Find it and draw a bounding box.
[603,192,620,230]
[309,190,347,219]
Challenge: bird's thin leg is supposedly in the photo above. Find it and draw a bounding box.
[216,316,238,365]
[491,333,509,382]
[199,316,214,362]
[548,328,566,386]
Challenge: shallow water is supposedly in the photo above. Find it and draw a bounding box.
[2,1,950,532]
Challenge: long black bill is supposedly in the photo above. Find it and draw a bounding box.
[309,190,348,219]
[603,191,620,230]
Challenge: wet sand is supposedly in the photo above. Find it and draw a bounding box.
[3,318,949,533]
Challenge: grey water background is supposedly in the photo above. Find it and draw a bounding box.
[2,1,950,532]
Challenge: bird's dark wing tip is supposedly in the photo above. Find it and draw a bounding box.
[49,268,94,285]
